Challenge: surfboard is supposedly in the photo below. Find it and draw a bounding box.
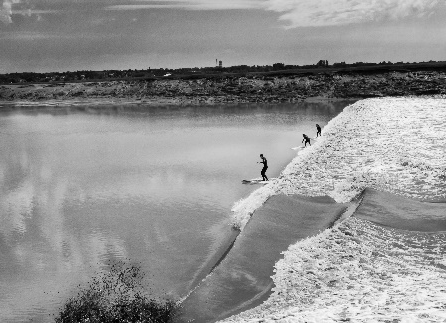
[292,137,317,150]
[242,178,276,184]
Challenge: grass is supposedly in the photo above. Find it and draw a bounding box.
[54,262,179,323]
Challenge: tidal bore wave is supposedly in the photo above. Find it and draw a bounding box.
[219,97,446,322]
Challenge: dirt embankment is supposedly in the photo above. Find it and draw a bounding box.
[1,71,445,104]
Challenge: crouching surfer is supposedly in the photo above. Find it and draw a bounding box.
[302,134,311,147]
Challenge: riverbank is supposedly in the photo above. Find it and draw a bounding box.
[220,96,446,322]
[1,71,445,104]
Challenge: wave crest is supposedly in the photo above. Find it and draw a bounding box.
[231,97,446,230]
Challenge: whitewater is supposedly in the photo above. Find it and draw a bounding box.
[221,97,446,322]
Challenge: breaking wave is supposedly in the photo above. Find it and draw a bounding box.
[223,97,446,322]
[225,215,446,322]
[231,97,446,230]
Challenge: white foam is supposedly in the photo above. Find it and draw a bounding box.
[230,97,446,229]
[223,97,446,322]
[222,218,446,322]
[231,183,278,230]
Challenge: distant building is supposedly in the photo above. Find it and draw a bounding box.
[219,60,222,68]
[333,61,346,67]
[273,63,285,70]
[317,60,329,67]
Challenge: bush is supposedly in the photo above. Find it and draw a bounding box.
[55,263,178,323]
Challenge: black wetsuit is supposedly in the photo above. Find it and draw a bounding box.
[316,124,321,137]
[260,157,268,181]
[302,135,311,147]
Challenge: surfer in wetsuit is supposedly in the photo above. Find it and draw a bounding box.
[316,124,321,137]
[258,154,269,181]
[302,134,311,147]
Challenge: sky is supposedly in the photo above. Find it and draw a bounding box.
[1,0,446,73]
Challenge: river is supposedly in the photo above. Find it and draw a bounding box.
[0,100,354,322]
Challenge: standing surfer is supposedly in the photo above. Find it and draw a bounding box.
[302,134,311,147]
[258,154,269,181]
[316,124,322,137]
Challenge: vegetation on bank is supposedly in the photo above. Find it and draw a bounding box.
[1,69,445,102]
[54,263,179,323]
[1,60,446,85]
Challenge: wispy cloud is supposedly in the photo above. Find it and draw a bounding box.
[107,0,263,11]
[0,31,100,40]
[3,0,443,27]
[1,0,19,24]
[1,0,58,24]
[264,0,442,28]
[106,0,442,27]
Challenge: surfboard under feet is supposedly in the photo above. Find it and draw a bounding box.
[242,178,276,184]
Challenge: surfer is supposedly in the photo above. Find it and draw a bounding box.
[316,124,321,137]
[302,134,311,147]
[258,154,269,181]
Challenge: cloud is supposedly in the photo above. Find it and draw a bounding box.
[107,0,263,11]
[1,0,58,24]
[1,0,19,24]
[263,0,442,28]
[0,31,82,40]
[4,0,442,27]
[106,0,442,28]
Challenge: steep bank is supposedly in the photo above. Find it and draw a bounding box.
[1,71,445,103]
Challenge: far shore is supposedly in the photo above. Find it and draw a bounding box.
[1,70,445,105]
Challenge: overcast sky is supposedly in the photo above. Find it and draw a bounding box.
[1,0,445,73]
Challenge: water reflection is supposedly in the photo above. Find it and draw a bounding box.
[0,101,353,322]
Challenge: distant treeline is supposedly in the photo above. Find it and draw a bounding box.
[1,60,445,84]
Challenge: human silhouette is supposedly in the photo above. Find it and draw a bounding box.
[258,154,268,181]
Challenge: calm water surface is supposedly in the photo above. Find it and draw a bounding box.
[0,101,352,322]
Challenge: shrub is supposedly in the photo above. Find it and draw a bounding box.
[55,262,178,323]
